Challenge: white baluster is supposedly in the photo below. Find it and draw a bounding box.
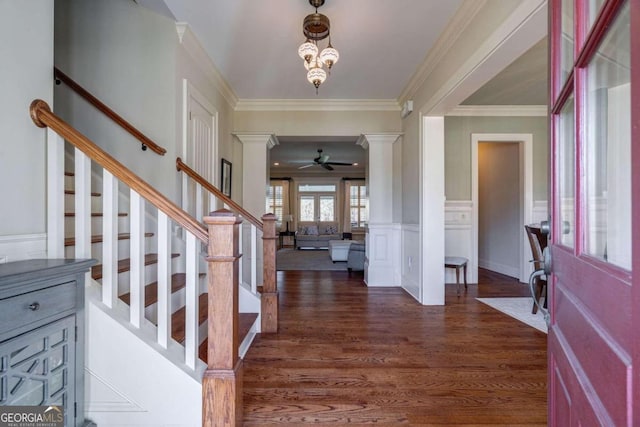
[46,129,64,258]
[102,171,118,308]
[185,232,198,369]
[195,182,203,221]
[208,192,216,216]
[238,221,244,288]
[130,190,145,328]
[181,172,189,215]
[74,148,91,258]
[251,224,257,293]
[157,212,171,348]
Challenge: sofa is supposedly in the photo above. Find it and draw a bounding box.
[295,222,340,249]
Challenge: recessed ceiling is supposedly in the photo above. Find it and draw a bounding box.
[159,0,464,100]
[270,136,365,175]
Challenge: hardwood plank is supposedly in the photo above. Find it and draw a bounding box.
[118,272,194,306]
[64,212,127,217]
[241,269,547,425]
[91,253,179,280]
[65,189,101,197]
[171,293,208,344]
[64,232,153,247]
[198,312,259,363]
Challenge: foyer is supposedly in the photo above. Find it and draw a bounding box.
[243,269,547,425]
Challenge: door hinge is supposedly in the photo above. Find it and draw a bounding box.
[75,326,78,342]
[74,402,77,418]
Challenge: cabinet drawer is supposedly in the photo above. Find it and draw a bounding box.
[0,281,76,337]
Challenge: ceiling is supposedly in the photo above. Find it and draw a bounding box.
[145,0,464,100]
[136,0,548,174]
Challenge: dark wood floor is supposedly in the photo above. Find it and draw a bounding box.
[242,269,547,426]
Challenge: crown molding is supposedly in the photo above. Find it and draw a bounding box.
[233,133,279,149]
[398,0,488,105]
[447,105,548,116]
[234,99,401,112]
[176,23,238,108]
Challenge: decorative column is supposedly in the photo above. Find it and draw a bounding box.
[357,133,402,287]
[233,133,278,290]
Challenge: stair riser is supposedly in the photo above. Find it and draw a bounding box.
[95,256,182,296]
[64,193,105,212]
[64,216,130,237]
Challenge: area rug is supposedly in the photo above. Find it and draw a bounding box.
[276,248,347,271]
[476,297,548,334]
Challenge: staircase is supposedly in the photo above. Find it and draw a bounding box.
[32,98,275,426]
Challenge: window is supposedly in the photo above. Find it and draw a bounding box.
[350,183,368,228]
[266,184,283,221]
[297,183,336,222]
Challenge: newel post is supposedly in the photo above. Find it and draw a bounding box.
[261,213,278,333]
[202,209,242,427]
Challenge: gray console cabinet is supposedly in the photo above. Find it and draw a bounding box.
[0,259,96,427]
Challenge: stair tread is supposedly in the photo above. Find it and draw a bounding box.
[64,171,74,177]
[119,272,205,307]
[65,212,128,217]
[64,232,153,247]
[91,253,179,280]
[65,189,101,197]
[198,313,259,363]
[171,293,209,344]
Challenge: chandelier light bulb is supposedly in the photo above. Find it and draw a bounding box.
[304,57,324,71]
[320,42,339,69]
[307,67,327,89]
[298,40,318,64]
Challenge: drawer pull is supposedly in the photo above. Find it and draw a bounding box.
[29,302,40,311]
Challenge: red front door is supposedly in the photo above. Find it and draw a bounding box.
[548,0,639,425]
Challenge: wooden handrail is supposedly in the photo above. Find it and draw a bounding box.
[176,157,263,230]
[53,67,167,156]
[30,99,207,242]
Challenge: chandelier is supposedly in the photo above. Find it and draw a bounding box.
[297,0,339,93]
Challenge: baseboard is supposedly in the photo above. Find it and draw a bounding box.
[0,233,47,263]
[478,258,519,279]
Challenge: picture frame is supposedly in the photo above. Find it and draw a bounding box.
[221,158,232,197]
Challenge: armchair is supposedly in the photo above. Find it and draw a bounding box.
[347,242,365,272]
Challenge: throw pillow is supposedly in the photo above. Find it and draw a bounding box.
[325,224,338,234]
[306,225,319,235]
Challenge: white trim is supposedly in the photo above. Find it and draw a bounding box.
[401,224,420,302]
[471,133,533,284]
[478,258,520,279]
[420,116,445,305]
[447,105,548,117]
[235,99,400,112]
[421,0,547,115]
[176,23,238,108]
[399,0,488,104]
[0,233,47,264]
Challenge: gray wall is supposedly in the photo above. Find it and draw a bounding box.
[478,142,520,277]
[54,0,179,200]
[0,0,53,236]
[445,116,548,201]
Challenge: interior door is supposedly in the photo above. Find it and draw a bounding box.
[548,0,637,425]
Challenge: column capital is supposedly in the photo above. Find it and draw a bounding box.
[356,133,402,149]
[233,133,279,149]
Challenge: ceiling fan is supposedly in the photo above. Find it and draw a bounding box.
[298,149,353,171]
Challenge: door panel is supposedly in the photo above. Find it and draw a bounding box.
[549,0,635,425]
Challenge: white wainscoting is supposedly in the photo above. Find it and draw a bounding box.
[444,200,548,283]
[444,201,474,284]
[0,233,47,263]
[365,223,401,287]
[532,200,549,224]
[401,224,420,301]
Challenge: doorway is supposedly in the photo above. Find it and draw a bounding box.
[478,142,521,279]
[471,133,533,283]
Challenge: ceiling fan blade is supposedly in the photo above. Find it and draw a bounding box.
[319,154,330,163]
[325,161,353,166]
[298,164,316,169]
[322,164,334,171]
